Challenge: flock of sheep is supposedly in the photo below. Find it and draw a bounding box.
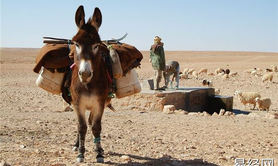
[179,65,278,111]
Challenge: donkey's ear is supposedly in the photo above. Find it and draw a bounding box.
[75,5,85,28]
[90,7,102,31]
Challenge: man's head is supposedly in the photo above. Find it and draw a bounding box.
[154,36,162,44]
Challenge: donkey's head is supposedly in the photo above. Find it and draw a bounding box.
[72,6,103,84]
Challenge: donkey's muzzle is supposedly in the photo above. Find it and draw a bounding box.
[78,70,92,82]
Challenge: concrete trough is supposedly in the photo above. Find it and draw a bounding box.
[140,79,233,113]
[141,87,216,112]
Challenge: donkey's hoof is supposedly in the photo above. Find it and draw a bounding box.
[72,146,78,151]
[95,147,104,155]
[96,154,104,163]
[76,154,84,163]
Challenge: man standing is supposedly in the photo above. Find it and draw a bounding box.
[150,36,166,90]
[163,61,180,89]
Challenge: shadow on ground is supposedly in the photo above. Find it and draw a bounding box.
[104,152,219,166]
[232,109,250,115]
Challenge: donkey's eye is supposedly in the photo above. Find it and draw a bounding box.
[74,43,80,48]
[74,43,81,54]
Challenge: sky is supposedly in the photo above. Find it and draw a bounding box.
[1,0,278,52]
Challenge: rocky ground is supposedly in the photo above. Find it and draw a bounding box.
[0,48,278,166]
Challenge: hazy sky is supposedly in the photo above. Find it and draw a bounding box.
[1,0,278,52]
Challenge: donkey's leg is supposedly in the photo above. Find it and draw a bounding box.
[90,104,105,163]
[72,133,79,151]
[75,108,87,163]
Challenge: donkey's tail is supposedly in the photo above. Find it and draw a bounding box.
[107,104,116,112]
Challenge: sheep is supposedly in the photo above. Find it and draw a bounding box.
[255,97,271,111]
[188,68,195,75]
[192,71,198,78]
[215,68,225,74]
[215,89,220,95]
[262,72,273,82]
[207,72,215,76]
[222,74,229,79]
[251,70,257,76]
[229,72,238,77]
[217,72,225,76]
[198,68,208,74]
[225,69,230,75]
[256,68,263,72]
[255,73,262,77]
[183,68,189,74]
[234,90,261,110]
[202,79,213,87]
[271,65,278,72]
[266,68,273,72]
[180,73,188,79]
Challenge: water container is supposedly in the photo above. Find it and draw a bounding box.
[108,45,123,79]
[115,69,141,98]
[35,67,65,94]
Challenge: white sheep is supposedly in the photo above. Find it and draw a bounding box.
[222,74,229,79]
[198,68,208,74]
[245,69,255,74]
[180,73,188,79]
[215,68,224,74]
[251,70,257,76]
[202,79,213,87]
[217,72,225,76]
[255,97,271,111]
[192,71,198,78]
[215,89,220,95]
[271,65,278,72]
[183,68,189,74]
[262,72,273,82]
[188,69,195,74]
[234,90,261,109]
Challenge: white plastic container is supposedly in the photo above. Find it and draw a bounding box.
[109,46,123,79]
[115,69,141,98]
[35,67,65,94]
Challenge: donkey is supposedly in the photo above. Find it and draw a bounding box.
[70,5,112,163]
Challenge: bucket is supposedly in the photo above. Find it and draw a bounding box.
[115,69,141,98]
[35,67,65,94]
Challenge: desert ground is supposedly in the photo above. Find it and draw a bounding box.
[1,48,278,166]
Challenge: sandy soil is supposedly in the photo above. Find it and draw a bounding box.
[0,48,278,166]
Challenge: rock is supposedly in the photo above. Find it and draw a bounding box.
[188,112,198,116]
[0,160,10,166]
[204,112,211,116]
[219,109,225,116]
[212,112,218,116]
[36,121,43,124]
[121,155,131,162]
[20,145,26,149]
[224,111,231,116]
[175,109,188,115]
[63,106,73,112]
[163,105,175,114]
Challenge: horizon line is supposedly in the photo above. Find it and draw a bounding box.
[1,47,278,54]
